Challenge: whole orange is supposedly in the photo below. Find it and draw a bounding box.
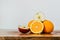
[43,20,54,33]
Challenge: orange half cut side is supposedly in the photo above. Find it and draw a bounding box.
[30,21,44,34]
[28,20,35,28]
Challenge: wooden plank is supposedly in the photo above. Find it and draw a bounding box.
[0,29,60,40]
[0,29,60,37]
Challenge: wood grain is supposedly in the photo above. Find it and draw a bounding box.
[0,29,60,40]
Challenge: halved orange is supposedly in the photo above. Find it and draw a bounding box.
[30,20,44,33]
[28,20,35,28]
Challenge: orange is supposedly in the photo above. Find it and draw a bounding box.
[28,20,35,28]
[43,20,54,33]
[29,20,44,33]
[28,20,42,28]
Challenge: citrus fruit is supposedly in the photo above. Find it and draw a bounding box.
[29,20,44,34]
[28,20,35,28]
[43,20,54,33]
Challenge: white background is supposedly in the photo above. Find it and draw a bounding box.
[0,0,60,30]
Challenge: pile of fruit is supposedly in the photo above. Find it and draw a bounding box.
[18,12,54,34]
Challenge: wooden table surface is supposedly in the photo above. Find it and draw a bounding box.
[0,29,60,40]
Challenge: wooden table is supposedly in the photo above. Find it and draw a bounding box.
[0,29,60,40]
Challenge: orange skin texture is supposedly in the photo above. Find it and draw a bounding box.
[43,20,54,33]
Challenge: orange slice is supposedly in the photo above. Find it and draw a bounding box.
[30,21,44,33]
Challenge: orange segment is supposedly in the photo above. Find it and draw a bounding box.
[30,21,44,33]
